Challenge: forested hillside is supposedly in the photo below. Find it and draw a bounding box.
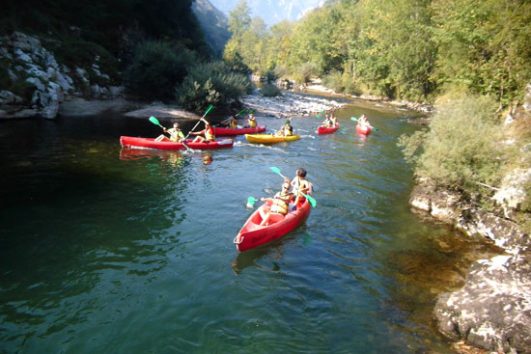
[225,0,530,105]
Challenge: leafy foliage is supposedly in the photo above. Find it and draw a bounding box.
[399,94,504,193]
[176,61,252,111]
[124,41,196,100]
[223,0,530,105]
[260,84,281,97]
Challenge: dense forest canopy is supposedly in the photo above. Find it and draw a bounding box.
[224,0,531,105]
[1,0,209,57]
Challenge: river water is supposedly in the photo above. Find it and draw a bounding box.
[0,100,491,353]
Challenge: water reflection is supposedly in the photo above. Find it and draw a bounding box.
[231,240,288,274]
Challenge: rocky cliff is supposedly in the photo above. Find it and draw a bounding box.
[0,32,122,119]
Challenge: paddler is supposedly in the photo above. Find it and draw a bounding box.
[155,122,185,142]
[247,112,257,128]
[290,168,313,206]
[259,181,294,226]
[191,120,216,143]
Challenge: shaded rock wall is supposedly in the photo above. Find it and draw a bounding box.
[0,32,122,119]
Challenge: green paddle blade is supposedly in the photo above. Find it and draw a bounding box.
[246,196,258,208]
[350,116,358,122]
[270,166,283,177]
[204,104,214,116]
[149,116,163,128]
[302,193,317,208]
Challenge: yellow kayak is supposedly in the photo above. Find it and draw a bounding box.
[245,134,301,144]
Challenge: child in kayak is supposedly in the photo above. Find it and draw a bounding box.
[247,112,257,128]
[191,121,216,143]
[275,119,293,137]
[358,114,372,129]
[259,181,294,226]
[290,168,313,206]
[155,122,185,142]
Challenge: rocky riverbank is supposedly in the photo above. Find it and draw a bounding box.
[0,32,122,119]
[241,90,346,118]
[409,94,530,353]
[277,78,435,114]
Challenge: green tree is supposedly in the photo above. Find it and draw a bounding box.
[228,0,252,36]
[431,0,531,105]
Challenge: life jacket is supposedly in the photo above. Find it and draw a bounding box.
[270,192,292,215]
[248,118,256,128]
[205,126,215,141]
[168,128,184,142]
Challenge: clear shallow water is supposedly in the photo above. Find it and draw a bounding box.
[0,105,489,353]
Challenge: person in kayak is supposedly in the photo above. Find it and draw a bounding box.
[259,182,294,226]
[358,114,372,129]
[247,112,257,128]
[290,168,313,206]
[321,113,334,128]
[275,119,293,137]
[155,122,185,142]
[191,121,216,143]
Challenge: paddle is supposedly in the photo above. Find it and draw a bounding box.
[269,166,317,207]
[235,109,248,117]
[246,196,258,208]
[184,104,215,140]
[148,116,194,152]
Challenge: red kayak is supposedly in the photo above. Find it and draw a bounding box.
[234,198,311,252]
[213,125,266,136]
[356,124,372,136]
[316,123,340,135]
[120,136,233,150]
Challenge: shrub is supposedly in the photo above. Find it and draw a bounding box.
[292,62,319,84]
[124,41,195,100]
[260,84,281,97]
[399,94,504,194]
[322,71,362,96]
[176,61,252,111]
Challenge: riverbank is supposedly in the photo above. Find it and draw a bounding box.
[283,78,435,114]
[407,95,531,352]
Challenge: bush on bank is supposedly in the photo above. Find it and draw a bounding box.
[260,84,281,97]
[124,41,196,100]
[176,61,252,112]
[399,94,504,198]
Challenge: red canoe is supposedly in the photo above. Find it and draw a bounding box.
[316,123,340,135]
[120,136,233,150]
[356,124,372,136]
[213,125,266,136]
[234,198,311,252]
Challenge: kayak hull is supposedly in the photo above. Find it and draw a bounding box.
[119,136,234,150]
[234,199,311,252]
[356,124,372,136]
[245,134,300,144]
[213,125,266,136]
[316,123,340,135]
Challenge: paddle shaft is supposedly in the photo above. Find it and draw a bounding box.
[184,105,214,140]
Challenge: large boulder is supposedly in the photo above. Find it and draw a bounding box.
[435,253,531,353]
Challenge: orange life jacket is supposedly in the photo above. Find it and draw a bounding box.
[205,126,215,141]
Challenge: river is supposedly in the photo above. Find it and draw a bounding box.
[0,99,491,353]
